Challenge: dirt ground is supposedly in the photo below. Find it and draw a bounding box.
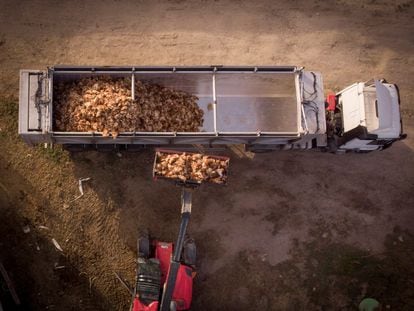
[1,0,414,310]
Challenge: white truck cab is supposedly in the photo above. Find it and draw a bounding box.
[333,79,403,152]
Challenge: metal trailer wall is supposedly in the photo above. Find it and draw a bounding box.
[19,66,327,149]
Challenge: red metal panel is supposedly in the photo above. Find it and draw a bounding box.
[155,241,173,285]
[172,265,193,310]
[132,298,159,311]
[326,94,336,111]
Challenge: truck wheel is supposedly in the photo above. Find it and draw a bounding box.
[326,137,338,153]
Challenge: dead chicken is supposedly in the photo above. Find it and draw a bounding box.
[154,152,229,184]
[53,77,204,137]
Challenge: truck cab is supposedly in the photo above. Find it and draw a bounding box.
[329,79,403,152]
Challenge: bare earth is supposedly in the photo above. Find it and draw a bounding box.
[0,0,414,310]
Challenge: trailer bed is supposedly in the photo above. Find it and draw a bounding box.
[19,66,324,147]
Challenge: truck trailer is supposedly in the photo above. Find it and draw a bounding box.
[18,66,404,152]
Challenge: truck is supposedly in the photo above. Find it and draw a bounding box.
[18,66,404,152]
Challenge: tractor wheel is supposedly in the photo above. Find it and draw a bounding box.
[183,237,196,268]
[137,230,150,259]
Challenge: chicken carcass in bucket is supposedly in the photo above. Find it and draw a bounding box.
[153,149,229,185]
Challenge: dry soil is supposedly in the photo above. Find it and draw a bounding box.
[0,1,413,310]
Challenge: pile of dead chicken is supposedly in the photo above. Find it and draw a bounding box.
[154,152,229,184]
[54,77,204,137]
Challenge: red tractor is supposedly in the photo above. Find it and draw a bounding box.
[132,188,196,311]
[115,150,229,310]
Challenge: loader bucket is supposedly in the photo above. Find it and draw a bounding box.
[153,148,230,186]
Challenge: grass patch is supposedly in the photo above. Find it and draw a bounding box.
[36,144,69,164]
[304,230,414,309]
[0,98,69,163]
[0,101,18,138]
[0,100,18,120]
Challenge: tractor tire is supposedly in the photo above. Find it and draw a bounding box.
[137,230,150,259]
[183,238,196,268]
